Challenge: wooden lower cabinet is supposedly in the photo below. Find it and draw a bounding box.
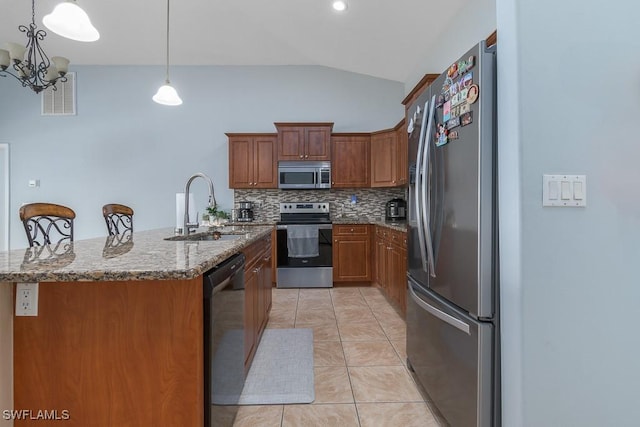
[373,226,407,314]
[242,234,272,370]
[13,278,204,427]
[333,224,371,283]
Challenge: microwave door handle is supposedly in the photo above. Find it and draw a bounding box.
[415,99,430,274]
[421,95,437,277]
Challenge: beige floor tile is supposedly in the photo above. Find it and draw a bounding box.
[296,321,340,341]
[269,307,297,324]
[313,366,354,404]
[266,320,295,329]
[230,405,283,427]
[342,341,402,367]
[379,321,406,341]
[297,298,333,310]
[356,402,439,427]
[314,341,346,367]
[338,320,387,342]
[332,297,368,310]
[334,307,377,323]
[349,366,424,402]
[372,306,405,322]
[298,289,332,300]
[390,340,407,366]
[282,404,359,427]
[359,287,384,298]
[272,288,299,302]
[296,308,336,324]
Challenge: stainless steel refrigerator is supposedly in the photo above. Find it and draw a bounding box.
[405,40,499,427]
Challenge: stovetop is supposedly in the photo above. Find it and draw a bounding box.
[278,202,331,224]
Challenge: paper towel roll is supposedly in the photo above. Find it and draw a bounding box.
[176,193,197,229]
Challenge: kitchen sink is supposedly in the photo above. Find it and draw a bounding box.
[164,231,244,242]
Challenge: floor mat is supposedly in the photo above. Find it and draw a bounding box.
[212,328,315,405]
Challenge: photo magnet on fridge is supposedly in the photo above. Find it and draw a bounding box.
[466,84,479,104]
[462,72,473,87]
[459,103,471,114]
[461,111,473,126]
[446,117,461,130]
[436,95,444,108]
[443,101,451,122]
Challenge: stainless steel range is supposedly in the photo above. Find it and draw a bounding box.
[276,202,333,288]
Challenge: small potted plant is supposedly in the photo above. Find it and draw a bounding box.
[206,205,230,226]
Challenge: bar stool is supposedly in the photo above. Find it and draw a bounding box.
[102,204,134,236]
[19,202,76,247]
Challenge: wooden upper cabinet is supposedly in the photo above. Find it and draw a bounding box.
[227,133,277,189]
[370,119,408,188]
[370,128,398,187]
[275,123,333,161]
[331,134,370,188]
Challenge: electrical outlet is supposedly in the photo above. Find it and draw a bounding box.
[15,282,39,316]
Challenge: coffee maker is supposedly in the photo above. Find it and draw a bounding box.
[385,198,407,221]
[237,201,254,222]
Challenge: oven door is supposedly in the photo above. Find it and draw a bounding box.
[276,224,333,288]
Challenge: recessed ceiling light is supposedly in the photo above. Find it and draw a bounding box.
[332,1,348,12]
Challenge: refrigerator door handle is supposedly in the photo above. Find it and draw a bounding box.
[408,284,470,335]
[421,95,437,277]
[414,99,430,273]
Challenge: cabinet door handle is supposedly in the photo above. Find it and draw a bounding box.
[334,239,338,243]
[305,155,309,158]
[332,181,335,185]
[350,228,354,232]
[299,154,304,158]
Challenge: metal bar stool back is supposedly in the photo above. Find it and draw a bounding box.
[102,204,134,236]
[19,203,76,247]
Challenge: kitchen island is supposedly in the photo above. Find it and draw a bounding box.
[0,226,272,427]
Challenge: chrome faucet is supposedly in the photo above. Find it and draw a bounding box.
[183,172,217,235]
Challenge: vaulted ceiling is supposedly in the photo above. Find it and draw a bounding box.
[0,0,467,83]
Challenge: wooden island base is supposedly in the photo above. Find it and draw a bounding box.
[13,278,204,427]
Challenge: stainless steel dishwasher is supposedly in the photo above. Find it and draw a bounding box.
[203,253,245,427]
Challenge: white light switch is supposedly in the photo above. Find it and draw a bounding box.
[560,181,571,200]
[543,175,587,207]
[28,179,40,188]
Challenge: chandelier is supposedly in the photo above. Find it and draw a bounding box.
[0,0,98,93]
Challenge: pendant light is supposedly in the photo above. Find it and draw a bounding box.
[153,0,182,106]
[42,0,100,42]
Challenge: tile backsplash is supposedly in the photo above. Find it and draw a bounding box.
[234,188,406,222]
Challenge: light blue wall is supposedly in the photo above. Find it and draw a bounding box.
[0,65,404,249]
[404,0,496,93]
[498,0,640,425]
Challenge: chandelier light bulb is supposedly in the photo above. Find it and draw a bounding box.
[43,0,100,42]
[332,1,348,12]
[153,81,183,106]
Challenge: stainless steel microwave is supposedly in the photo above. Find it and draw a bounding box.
[278,161,331,189]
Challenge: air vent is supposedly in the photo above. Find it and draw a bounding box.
[41,72,76,116]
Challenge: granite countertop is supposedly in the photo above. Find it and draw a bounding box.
[333,217,408,232]
[0,226,273,283]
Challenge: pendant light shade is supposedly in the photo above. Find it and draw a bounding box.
[153,81,183,106]
[153,0,182,106]
[43,0,100,42]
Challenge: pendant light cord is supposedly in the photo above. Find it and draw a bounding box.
[164,0,170,83]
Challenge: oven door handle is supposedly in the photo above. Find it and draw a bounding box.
[277,224,333,230]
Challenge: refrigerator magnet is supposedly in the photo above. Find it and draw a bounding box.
[436,123,449,146]
[467,55,475,70]
[443,101,451,122]
[436,95,444,108]
[446,117,461,130]
[459,103,471,115]
[460,88,469,101]
[461,111,473,126]
[463,72,473,87]
[442,77,453,94]
[449,130,459,140]
[458,59,468,76]
[447,63,458,79]
[466,84,479,104]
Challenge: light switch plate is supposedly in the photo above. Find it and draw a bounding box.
[543,175,586,207]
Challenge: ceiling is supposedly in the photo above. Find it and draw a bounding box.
[0,0,467,83]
